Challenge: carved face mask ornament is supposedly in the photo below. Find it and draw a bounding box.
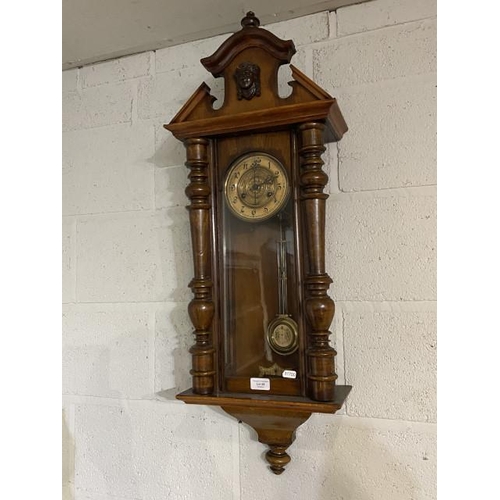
[234,61,261,100]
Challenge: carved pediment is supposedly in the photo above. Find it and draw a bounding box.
[165,12,347,142]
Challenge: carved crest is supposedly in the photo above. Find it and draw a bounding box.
[234,61,261,100]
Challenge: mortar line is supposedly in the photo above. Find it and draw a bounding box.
[149,49,156,78]
[62,300,189,306]
[337,413,437,428]
[62,393,184,405]
[307,15,437,47]
[69,204,189,219]
[76,67,82,93]
[79,74,153,91]
[338,183,437,195]
[72,217,78,303]
[69,208,158,218]
[63,300,189,306]
[334,301,437,314]
[148,308,157,396]
[335,299,437,305]
[327,70,437,96]
[329,184,436,200]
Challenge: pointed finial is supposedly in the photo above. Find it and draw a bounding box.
[241,11,260,28]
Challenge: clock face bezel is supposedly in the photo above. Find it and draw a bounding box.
[266,315,299,355]
[223,152,291,222]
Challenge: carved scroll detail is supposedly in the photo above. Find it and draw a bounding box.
[298,122,338,402]
[184,138,216,395]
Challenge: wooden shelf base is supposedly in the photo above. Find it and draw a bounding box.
[177,386,351,474]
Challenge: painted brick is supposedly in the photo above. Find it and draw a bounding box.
[63,83,134,131]
[344,310,437,422]
[63,123,155,215]
[265,12,329,46]
[62,218,75,303]
[327,194,436,301]
[62,307,151,398]
[155,165,188,209]
[156,34,229,73]
[80,52,152,88]
[336,73,437,191]
[76,209,192,303]
[74,402,237,499]
[240,415,436,500]
[338,0,437,36]
[63,68,78,93]
[138,66,209,119]
[155,302,192,393]
[314,19,436,89]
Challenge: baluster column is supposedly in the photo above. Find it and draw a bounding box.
[184,138,216,395]
[298,123,338,402]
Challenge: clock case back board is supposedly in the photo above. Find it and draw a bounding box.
[165,12,351,475]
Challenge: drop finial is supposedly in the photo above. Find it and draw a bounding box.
[241,11,260,28]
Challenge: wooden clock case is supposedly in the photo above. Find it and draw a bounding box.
[165,12,351,474]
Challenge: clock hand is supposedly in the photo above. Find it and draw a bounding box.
[253,166,258,205]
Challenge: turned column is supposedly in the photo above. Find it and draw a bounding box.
[184,138,216,395]
[298,122,338,402]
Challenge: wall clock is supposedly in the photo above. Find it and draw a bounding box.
[165,11,351,475]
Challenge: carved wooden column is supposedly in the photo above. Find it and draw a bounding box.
[298,122,338,402]
[184,138,216,395]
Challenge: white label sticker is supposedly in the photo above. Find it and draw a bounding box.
[250,378,271,391]
[282,370,297,379]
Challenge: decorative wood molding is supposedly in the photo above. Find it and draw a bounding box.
[201,12,296,77]
[177,387,351,413]
[165,100,346,141]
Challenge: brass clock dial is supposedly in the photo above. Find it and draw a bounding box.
[224,153,290,222]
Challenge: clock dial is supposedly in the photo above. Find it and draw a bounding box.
[224,153,290,222]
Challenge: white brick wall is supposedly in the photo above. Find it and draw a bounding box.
[62,3,436,499]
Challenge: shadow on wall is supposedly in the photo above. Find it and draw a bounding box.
[156,301,193,401]
[152,130,185,169]
[169,303,193,392]
[62,409,74,500]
